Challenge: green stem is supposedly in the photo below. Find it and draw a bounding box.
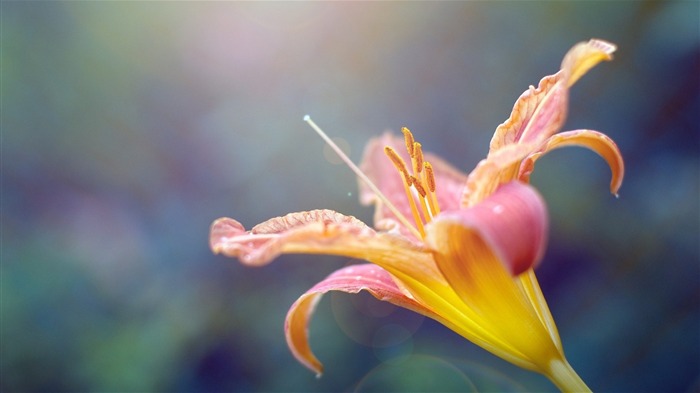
[545,358,591,393]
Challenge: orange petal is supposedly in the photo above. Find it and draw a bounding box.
[518,129,625,196]
[489,39,616,152]
[285,264,438,376]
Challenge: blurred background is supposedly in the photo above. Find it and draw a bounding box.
[3,2,698,392]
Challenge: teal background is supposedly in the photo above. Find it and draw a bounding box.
[3,2,698,392]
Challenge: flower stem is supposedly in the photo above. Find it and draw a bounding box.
[546,358,591,393]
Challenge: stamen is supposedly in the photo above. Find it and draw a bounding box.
[304,116,423,240]
[384,146,410,178]
[404,183,426,237]
[410,175,427,198]
[401,127,415,156]
[423,162,441,216]
[410,175,434,223]
[392,128,443,227]
[385,148,425,238]
[413,142,424,174]
[423,162,436,192]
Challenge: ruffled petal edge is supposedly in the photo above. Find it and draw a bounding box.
[210,209,375,266]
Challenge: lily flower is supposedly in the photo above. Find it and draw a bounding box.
[210,39,624,392]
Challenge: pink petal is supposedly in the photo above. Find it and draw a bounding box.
[285,264,437,376]
[358,133,414,236]
[358,132,468,237]
[518,129,625,196]
[489,39,616,152]
[426,150,470,211]
[489,73,568,150]
[431,181,548,276]
[210,209,375,266]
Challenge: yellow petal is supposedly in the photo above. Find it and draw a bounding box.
[517,269,563,353]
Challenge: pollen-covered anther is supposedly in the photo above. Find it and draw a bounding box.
[384,146,410,177]
[402,127,415,156]
[388,129,444,226]
[424,162,436,193]
[423,161,441,216]
[413,142,424,174]
[410,175,427,198]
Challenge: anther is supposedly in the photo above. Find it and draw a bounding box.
[424,162,436,192]
[423,161,440,216]
[413,142,424,173]
[385,145,426,238]
[410,176,427,198]
[384,146,410,177]
[401,127,415,156]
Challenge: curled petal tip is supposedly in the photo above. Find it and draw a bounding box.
[285,291,325,376]
[609,164,624,197]
[564,38,617,87]
[588,38,617,57]
[209,217,246,254]
[285,264,434,377]
[519,130,625,200]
